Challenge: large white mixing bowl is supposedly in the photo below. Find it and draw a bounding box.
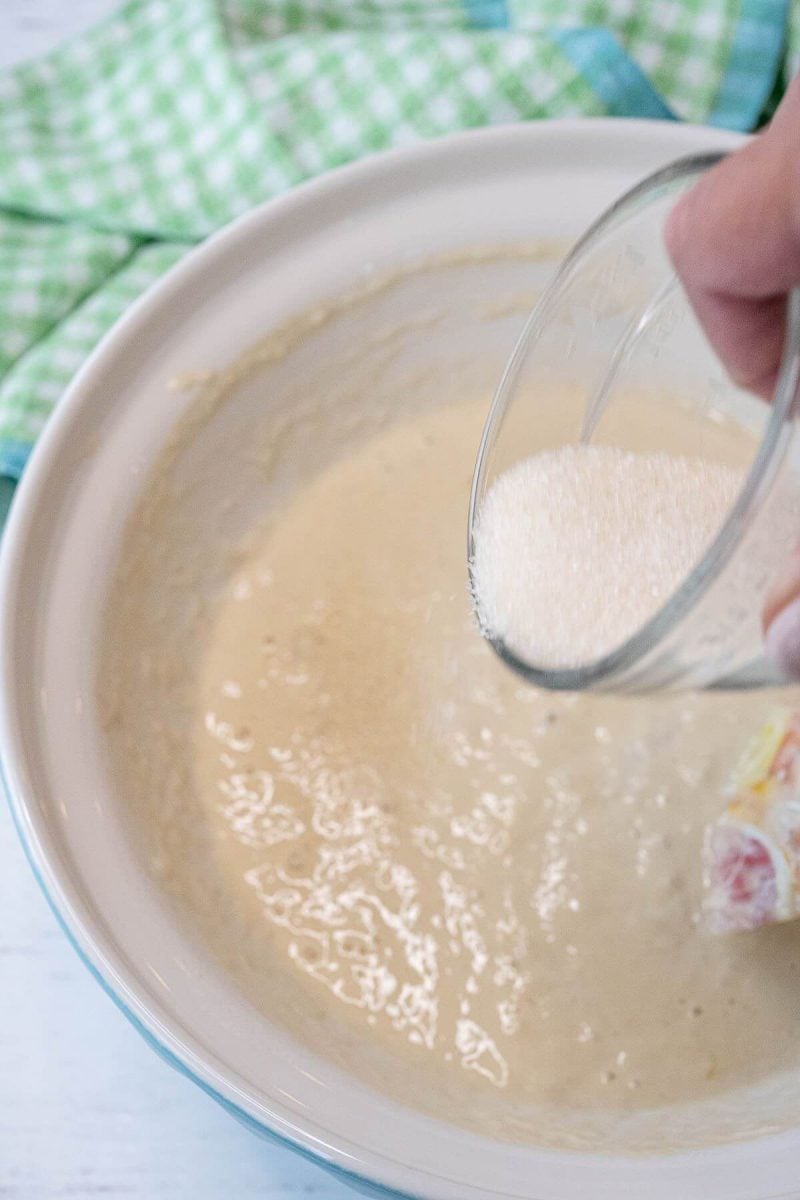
[6,119,797,1200]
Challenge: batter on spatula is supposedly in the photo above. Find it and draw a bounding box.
[704,709,800,932]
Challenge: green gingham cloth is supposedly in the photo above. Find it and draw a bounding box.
[0,0,795,483]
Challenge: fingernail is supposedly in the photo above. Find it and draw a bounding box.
[765,596,800,680]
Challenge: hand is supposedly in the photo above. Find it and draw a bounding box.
[665,77,800,679]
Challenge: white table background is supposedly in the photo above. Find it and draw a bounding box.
[0,6,353,1197]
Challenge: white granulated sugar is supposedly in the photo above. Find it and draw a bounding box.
[471,444,742,669]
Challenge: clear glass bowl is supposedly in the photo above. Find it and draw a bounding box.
[469,154,800,693]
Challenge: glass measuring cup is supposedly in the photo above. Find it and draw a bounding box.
[468,154,800,693]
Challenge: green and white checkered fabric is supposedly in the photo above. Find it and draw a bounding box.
[790,0,800,75]
[511,0,790,128]
[0,0,793,477]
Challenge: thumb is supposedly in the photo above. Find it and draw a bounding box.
[764,548,800,680]
[665,76,800,398]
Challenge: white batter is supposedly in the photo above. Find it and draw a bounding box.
[101,370,800,1150]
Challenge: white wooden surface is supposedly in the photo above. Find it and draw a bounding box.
[0,6,353,1197]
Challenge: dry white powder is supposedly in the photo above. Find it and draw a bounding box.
[471,444,742,669]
